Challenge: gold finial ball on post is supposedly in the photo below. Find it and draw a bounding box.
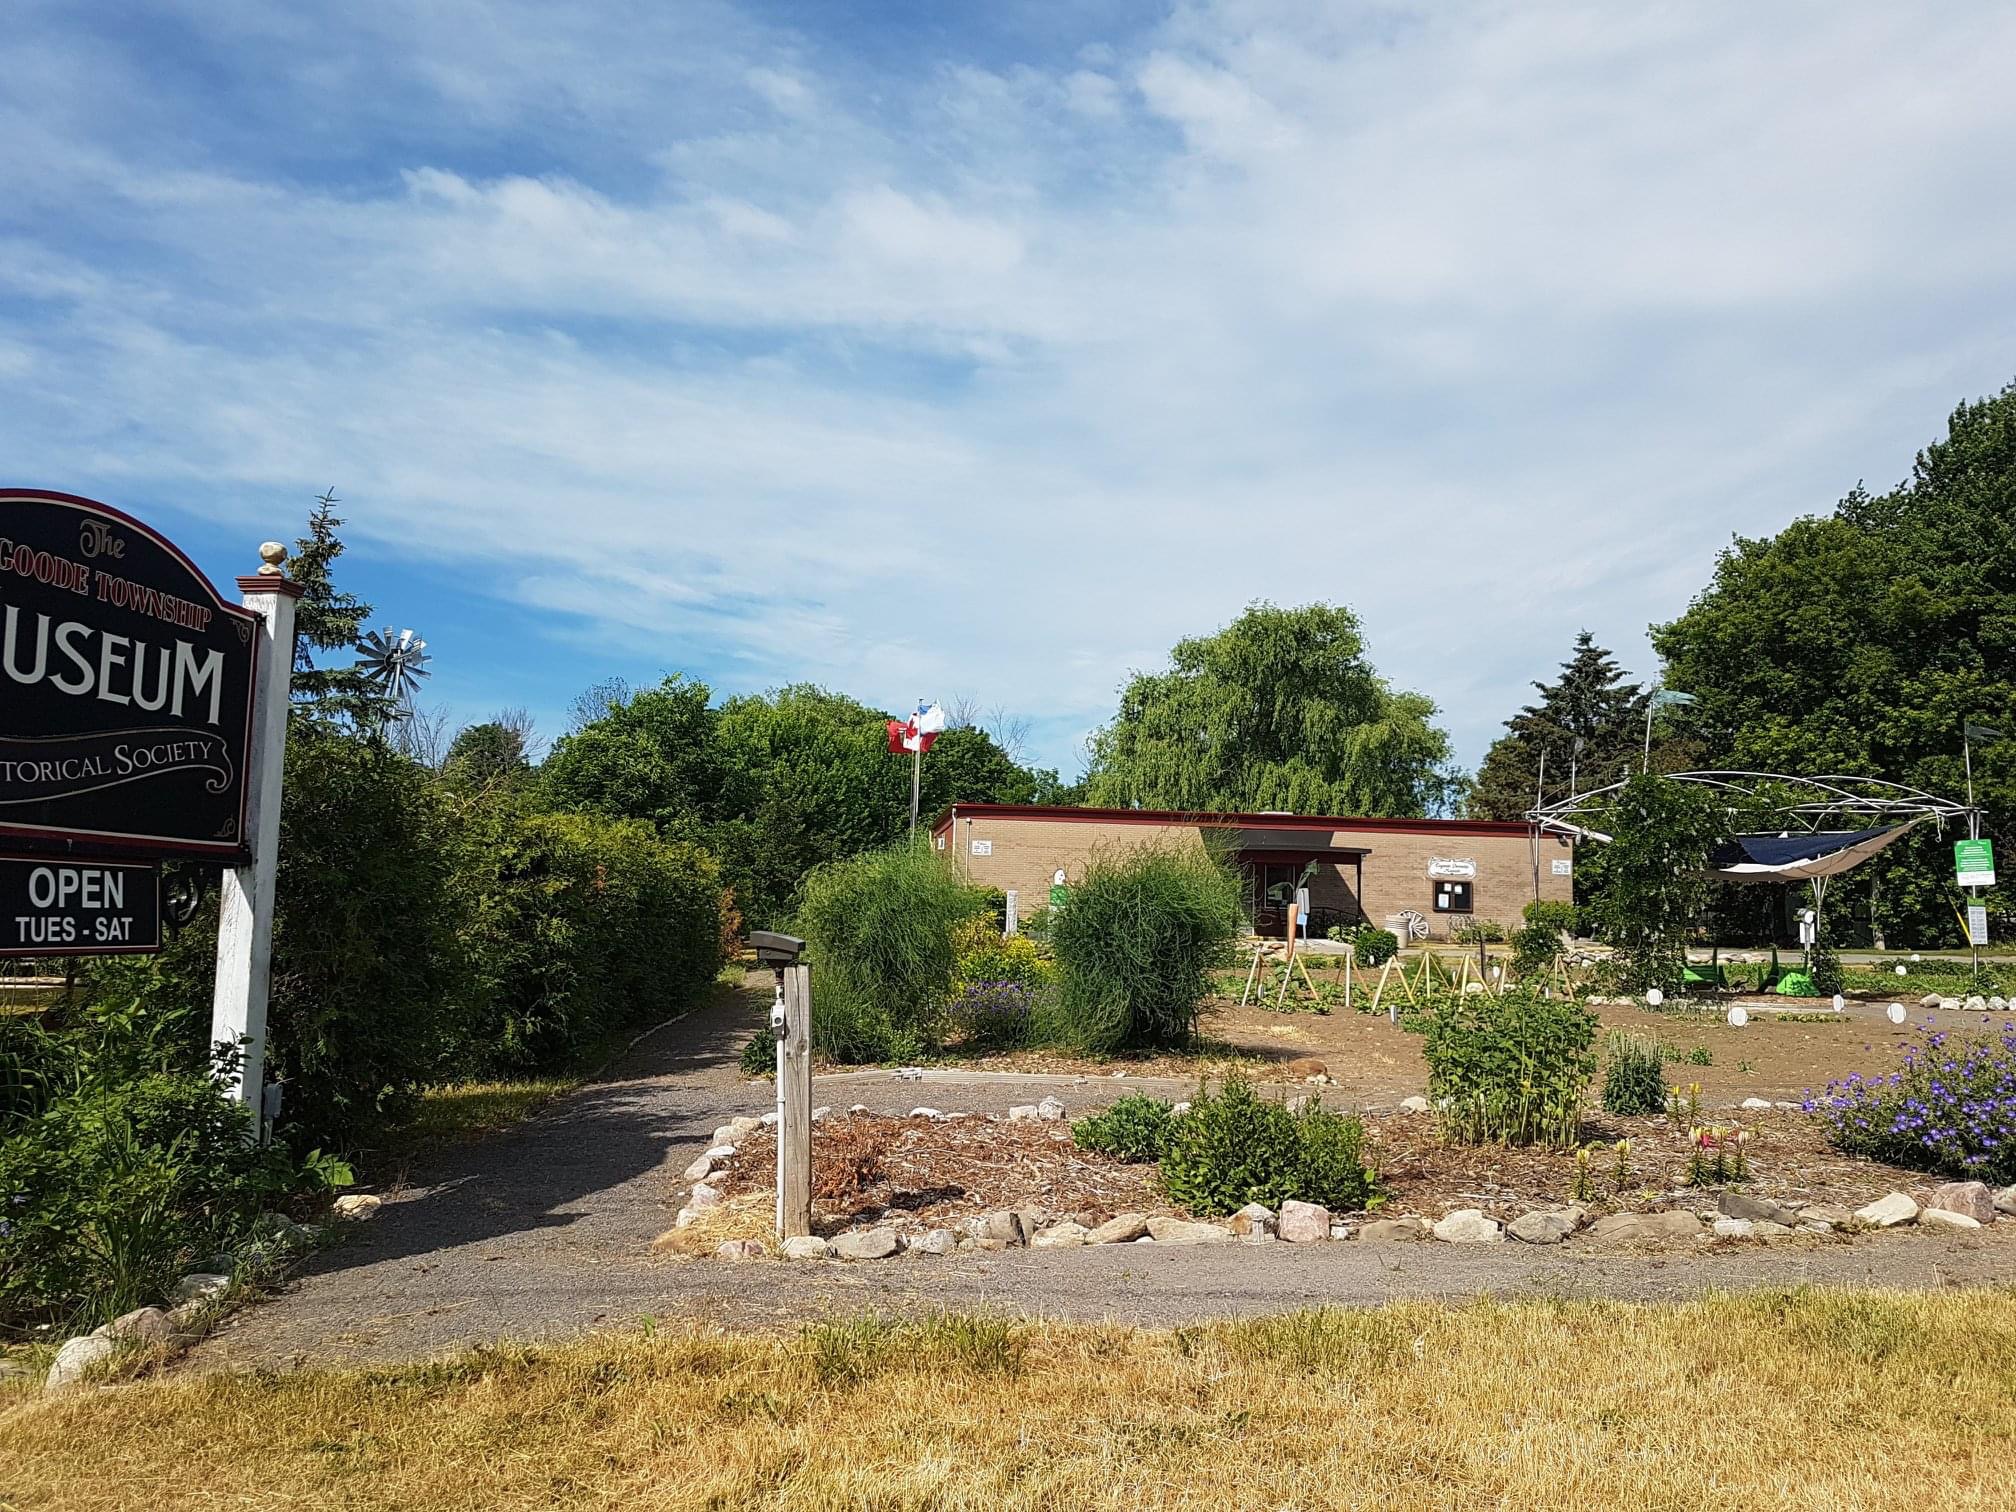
[257,541,289,577]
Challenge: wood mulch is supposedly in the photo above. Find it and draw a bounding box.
[714,1106,1948,1233]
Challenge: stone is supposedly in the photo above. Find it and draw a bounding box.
[1751,1221,1797,1238]
[1855,1192,1920,1228]
[1398,1095,1431,1115]
[1920,1207,1982,1231]
[1087,1213,1149,1244]
[728,1115,762,1138]
[1963,995,1989,1012]
[831,1227,901,1260]
[780,1235,833,1260]
[714,1239,765,1260]
[1508,1208,1583,1245]
[1713,1216,1755,1239]
[1740,1097,1773,1111]
[1432,1209,1504,1244]
[1171,1101,1191,1116]
[104,1307,173,1349]
[1919,993,1944,1009]
[1927,1181,1998,1225]
[976,1210,1030,1246]
[331,1193,382,1221]
[1284,1094,1315,1114]
[1278,1200,1332,1243]
[1032,1222,1090,1249]
[1587,1211,1706,1245]
[849,1103,870,1114]
[1798,1205,1851,1232]
[673,1207,700,1229]
[170,1272,231,1306]
[1995,1186,2016,1217]
[44,1334,115,1392]
[811,1106,832,1122]
[1359,1217,1431,1242]
[913,1228,958,1256]
[683,1145,735,1182]
[908,1107,944,1120]
[1036,1096,1068,1121]
[713,1125,739,1145]
[1939,997,1961,1011]
[687,1182,723,1210]
[1718,1191,1800,1226]
[1994,997,2011,1012]
[1144,1216,1234,1245]
[759,1111,779,1127]
[1329,1223,1353,1241]
[1007,1104,1040,1121]
[1229,1202,1276,1239]
[166,1301,209,1333]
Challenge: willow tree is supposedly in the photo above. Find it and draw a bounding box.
[1083,602,1462,816]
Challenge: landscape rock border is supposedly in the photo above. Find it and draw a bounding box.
[665,1102,2012,1267]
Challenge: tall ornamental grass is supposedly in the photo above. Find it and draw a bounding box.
[1050,844,1243,1051]
[794,842,994,1061]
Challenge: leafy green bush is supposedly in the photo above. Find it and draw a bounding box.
[1522,899,1578,933]
[1157,1079,1378,1216]
[1450,918,1508,944]
[740,1026,775,1078]
[1511,921,1563,980]
[1600,1032,1666,1116]
[465,809,726,1071]
[1050,845,1243,1052]
[794,841,995,1061]
[1422,990,1597,1147]
[1590,774,1723,992]
[1072,1094,1178,1162]
[1349,926,1400,966]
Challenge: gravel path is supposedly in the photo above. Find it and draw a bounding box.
[185,981,2016,1372]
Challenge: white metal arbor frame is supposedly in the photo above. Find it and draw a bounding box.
[1527,770,1979,956]
[1527,770,1976,848]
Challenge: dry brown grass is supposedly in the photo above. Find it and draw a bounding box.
[6,1288,2015,1509]
[647,1192,774,1259]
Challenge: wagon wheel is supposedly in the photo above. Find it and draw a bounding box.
[1394,909,1430,941]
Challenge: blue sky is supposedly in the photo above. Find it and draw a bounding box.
[6,2,2016,780]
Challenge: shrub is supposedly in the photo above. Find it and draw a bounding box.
[1809,1023,2016,1185]
[1349,926,1400,966]
[740,1026,776,1078]
[1600,1032,1667,1115]
[1451,918,1508,944]
[1422,990,1597,1147]
[1523,899,1578,933]
[794,842,994,1062]
[951,922,1054,997]
[1511,921,1563,980]
[1072,1094,1179,1162]
[1050,845,1242,1052]
[465,809,726,1073]
[947,981,1036,1051]
[1590,774,1723,992]
[1157,1079,1378,1216]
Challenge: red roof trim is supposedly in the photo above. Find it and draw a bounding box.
[932,803,1538,840]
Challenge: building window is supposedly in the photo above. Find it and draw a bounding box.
[1433,880,1473,914]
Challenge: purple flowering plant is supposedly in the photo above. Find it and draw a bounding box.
[1807,1019,2016,1186]
[949,980,1035,1050]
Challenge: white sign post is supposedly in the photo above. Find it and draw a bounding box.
[209,544,301,1125]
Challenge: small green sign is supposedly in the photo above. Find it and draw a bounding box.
[1955,838,1996,887]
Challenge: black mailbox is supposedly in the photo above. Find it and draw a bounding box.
[752,930,806,969]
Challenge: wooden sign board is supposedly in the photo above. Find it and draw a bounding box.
[0,491,258,859]
[0,854,161,956]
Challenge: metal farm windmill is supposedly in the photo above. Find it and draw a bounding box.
[353,626,431,713]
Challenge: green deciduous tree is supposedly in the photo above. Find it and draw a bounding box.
[1472,632,1652,821]
[1083,602,1462,816]
[1653,382,2016,946]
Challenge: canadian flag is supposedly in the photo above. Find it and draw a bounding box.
[887,701,947,754]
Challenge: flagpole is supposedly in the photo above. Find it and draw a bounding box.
[910,742,922,839]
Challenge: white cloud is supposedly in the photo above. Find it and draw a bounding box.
[3,0,2015,778]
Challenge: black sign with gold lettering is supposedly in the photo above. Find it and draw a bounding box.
[0,490,257,858]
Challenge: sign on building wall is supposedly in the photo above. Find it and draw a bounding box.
[1551,858,1572,876]
[0,855,160,955]
[1427,856,1477,879]
[0,491,258,859]
[970,838,992,856]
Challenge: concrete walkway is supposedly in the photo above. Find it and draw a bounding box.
[186,982,2016,1372]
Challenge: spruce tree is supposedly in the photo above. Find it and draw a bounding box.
[286,488,395,728]
[1471,632,1647,819]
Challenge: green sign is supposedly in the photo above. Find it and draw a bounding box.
[1955,838,1996,888]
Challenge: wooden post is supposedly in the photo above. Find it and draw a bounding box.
[1343,944,1354,1011]
[776,963,812,1240]
[210,544,300,1121]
